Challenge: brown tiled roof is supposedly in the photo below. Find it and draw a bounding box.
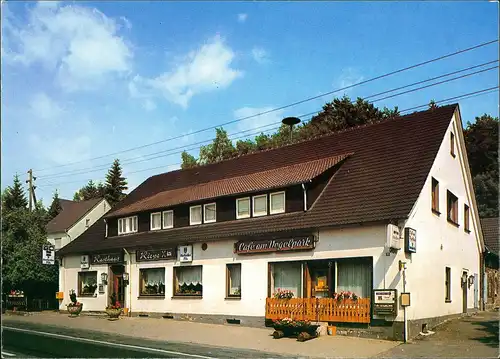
[58,104,458,256]
[46,198,103,234]
[109,153,352,217]
[481,217,499,255]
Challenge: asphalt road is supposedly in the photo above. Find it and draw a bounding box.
[2,321,286,358]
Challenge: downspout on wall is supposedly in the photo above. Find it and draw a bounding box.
[123,248,132,316]
[302,182,308,211]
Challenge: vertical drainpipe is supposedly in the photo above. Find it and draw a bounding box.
[123,248,132,316]
[301,183,308,211]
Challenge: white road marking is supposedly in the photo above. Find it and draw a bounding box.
[3,326,214,359]
[2,351,16,357]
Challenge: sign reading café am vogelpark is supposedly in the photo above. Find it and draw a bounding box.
[234,236,315,255]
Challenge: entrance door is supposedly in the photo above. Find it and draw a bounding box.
[462,271,468,313]
[110,265,125,308]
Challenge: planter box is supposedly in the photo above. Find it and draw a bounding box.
[105,308,122,320]
[67,304,83,317]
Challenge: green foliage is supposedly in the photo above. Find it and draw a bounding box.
[181,151,198,169]
[2,180,58,298]
[73,180,106,201]
[48,190,62,220]
[199,128,237,165]
[105,159,128,206]
[464,114,499,217]
[2,174,28,212]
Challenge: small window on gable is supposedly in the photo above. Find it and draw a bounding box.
[190,205,202,225]
[431,177,440,214]
[151,212,161,230]
[270,191,285,214]
[85,218,90,227]
[253,194,267,217]
[236,198,250,219]
[464,204,470,233]
[450,132,455,157]
[118,216,138,235]
[445,267,451,302]
[204,203,216,223]
[447,190,459,226]
[163,210,173,229]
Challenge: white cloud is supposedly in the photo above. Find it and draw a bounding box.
[129,35,243,108]
[234,106,283,134]
[336,67,364,93]
[28,133,92,165]
[251,47,269,64]
[3,2,133,92]
[142,99,157,112]
[237,13,248,23]
[29,93,64,123]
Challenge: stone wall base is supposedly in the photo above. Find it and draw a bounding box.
[130,311,267,328]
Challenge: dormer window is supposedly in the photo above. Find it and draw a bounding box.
[163,210,174,229]
[151,212,162,230]
[190,205,202,225]
[236,197,250,219]
[118,216,138,235]
[270,191,285,214]
[253,194,267,217]
[203,203,216,223]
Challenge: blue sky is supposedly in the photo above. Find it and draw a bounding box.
[2,1,498,205]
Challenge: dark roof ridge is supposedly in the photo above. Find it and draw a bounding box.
[147,104,458,180]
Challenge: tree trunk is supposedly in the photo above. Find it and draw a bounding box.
[273,330,285,339]
[297,331,316,342]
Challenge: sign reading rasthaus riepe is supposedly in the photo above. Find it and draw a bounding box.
[234,236,315,254]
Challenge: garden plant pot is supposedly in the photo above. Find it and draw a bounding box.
[105,308,122,320]
[67,304,83,317]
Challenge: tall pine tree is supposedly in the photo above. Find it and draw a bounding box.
[105,159,128,206]
[2,174,28,212]
[48,190,62,220]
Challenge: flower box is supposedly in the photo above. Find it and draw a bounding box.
[105,308,122,320]
[67,303,83,317]
[272,318,319,340]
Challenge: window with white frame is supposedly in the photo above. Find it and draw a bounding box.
[118,216,138,235]
[270,191,285,214]
[163,210,174,229]
[190,205,202,225]
[236,197,250,219]
[150,212,162,230]
[253,194,267,217]
[204,203,216,223]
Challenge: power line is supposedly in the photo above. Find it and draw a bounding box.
[36,61,498,181]
[32,39,499,173]
[36,87,498,190]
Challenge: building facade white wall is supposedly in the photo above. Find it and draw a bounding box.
[48,199,110,250]
[401,113,482,321]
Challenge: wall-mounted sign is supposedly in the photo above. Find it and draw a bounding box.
[136,248,176,262]
[401,292,411,307]
[81,255,90,269]
[404,228,417,253]
[178,245,193,262]
[91,252,123,264]
[386,225,401,250]
[234,236,315,255]
[98,284,105,294]
[42,244,55,265]
[373,289,398,316]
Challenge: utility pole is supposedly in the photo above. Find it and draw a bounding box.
[26,169,36,211]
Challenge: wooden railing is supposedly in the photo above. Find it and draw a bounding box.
[266,297,371,323]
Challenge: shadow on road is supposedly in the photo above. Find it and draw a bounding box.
[470,318,499,348]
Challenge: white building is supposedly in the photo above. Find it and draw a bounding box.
[57,104,484,340]
[47,198,111,250]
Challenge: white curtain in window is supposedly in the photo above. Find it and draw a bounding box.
[151,213,161,229]
[191,207,202,223]
[163,211,173,228]
[177,266,202,285]
[271,193,285,212]
[143,268,165,285]
[237,199,250,217]
[205,204,216,221]
[254,196,267,214]
[337,261,371,298]
[229,265,241,291]
[273,262,302,298]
